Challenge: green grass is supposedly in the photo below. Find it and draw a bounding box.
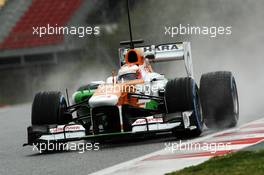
[166,150,264,175]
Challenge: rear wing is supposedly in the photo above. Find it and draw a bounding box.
[118,42,193,77]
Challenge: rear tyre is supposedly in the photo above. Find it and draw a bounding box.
[200,71,239,129]
[31,91,71,125]
[165,77,203,138]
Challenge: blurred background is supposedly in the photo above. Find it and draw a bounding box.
[0,0,263,123]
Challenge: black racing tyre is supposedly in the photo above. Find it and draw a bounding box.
[31,91,71,125]
[200,71,239,129]
[165,77,203,137]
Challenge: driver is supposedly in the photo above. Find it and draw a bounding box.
[117,64,142,82]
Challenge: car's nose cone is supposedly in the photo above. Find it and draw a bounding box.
[89,94,118,108]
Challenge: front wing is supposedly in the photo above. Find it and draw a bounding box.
[24,111,194,146]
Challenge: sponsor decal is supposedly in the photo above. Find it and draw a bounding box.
[132,116,163,125]
[122,43,183,55]
[49,125,84,133]
[143,44,182,53]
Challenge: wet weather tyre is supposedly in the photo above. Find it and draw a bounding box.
[165,77,203,138]
[31,91,71,125]
[200,71,239,129]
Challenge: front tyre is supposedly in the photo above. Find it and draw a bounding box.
[165,77,203,138]
[200,71,239,129]
[31,91,72,125]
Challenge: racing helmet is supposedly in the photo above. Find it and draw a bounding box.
[117,64,142,81]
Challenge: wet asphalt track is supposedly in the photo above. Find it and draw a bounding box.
[0,104,230,175]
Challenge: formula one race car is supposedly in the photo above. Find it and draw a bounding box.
[23,1,239,150]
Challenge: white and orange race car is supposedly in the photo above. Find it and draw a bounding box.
[24,0,239,151]
[24,41,239,150]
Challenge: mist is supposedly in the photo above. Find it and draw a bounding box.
[132,0,264,124]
